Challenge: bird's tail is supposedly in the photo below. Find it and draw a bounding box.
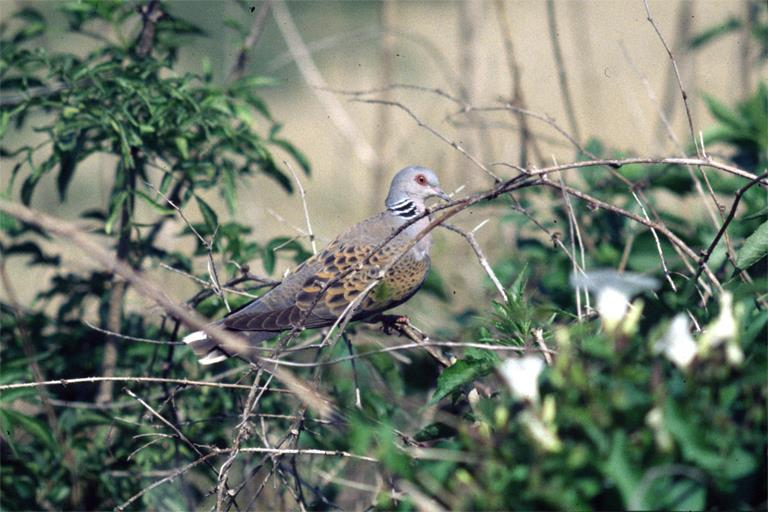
[182,330,230,365]
[182,328,275,365]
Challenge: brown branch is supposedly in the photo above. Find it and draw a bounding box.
[352,98,501,182]
[229,0,272,82]
[694,171,768,281]
[0,376,292,393]
[642,0,699,156]
[441,222,508,303]
[0,198,337,420]
[136,0,163,59]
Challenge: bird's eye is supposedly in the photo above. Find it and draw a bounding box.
[415,174,427,186]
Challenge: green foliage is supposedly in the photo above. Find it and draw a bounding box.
[688,1,767,59]
[0,2,311,509]
[702,84,768,171]
[736,219,768,270]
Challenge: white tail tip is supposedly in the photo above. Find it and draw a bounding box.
[182,330,230,365]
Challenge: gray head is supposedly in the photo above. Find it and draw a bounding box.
[385,166,448,219]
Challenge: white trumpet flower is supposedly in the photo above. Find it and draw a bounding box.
[498,356,545,404]
[655,314,698,370]
[699,292,737,354]
[570,270,660,331]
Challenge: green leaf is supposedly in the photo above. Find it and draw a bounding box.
[604,430,641,507]
[736,219,768,270]
[688,17,740,49]
[195,196,219,232]
[159,172,173,195]
[664,399,722,472]
[509,263,529,300]
[136,190,174,215]
[105,191,128,235]
[0,110,10,139]
[0,408,56,450]
[222,166,237,215]
[723,448,757,480]
[272,139,311,175]
[414,422,457,442]
[20,157,56,205]
[703,94,745,131]
[56,133,84,201]
[174,136,189,159]
[430,352,498,404]
[743,206,768,221]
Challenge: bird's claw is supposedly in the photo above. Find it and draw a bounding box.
[379,314,411,335]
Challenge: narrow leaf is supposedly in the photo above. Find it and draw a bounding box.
[736,220,768,270]
[195,196,218,232]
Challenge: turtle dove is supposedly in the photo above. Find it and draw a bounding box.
[184,166,448,364]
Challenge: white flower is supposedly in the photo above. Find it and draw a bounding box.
[519,409,562,452]
[726,342,744,366]
[645,407,672,452]
[655,314,698,370]
[699,292,737,355]
[570,269,660,330]
[498,356,545,404]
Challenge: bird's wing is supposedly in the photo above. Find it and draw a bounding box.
[221,213,422,332]
[221,240,385,332]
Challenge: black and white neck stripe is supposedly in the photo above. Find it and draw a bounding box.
[387,198,419,219]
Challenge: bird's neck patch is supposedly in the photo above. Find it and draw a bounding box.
[387,198,420,219]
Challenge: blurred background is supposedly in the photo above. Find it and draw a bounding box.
[1,0,761,328]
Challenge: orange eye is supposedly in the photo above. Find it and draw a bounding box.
[415,174,427,186]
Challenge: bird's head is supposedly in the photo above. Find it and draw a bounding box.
[385,166,449,213]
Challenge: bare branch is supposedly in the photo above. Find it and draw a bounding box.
[284,160,317,255]
[351,98,501,182]
[642,0,699,156]
[229,0,272,82]
[441,223,508,303]
[0,199,339,419]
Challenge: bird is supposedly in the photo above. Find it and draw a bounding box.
[183,166,449,364]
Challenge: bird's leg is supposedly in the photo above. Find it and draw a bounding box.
[375,314,411,335]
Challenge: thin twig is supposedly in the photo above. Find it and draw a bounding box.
[441,223,508,303]
[642,0,699,157]
[555,161,587,318]
[82,319,184,345]
[342,333,363,409]
[125,388,208,461]
[694,171,768,281]
[229,0,272,82]
[284,160,317,255]
[630,191,677,291]
[0,376,292,393]
[0,198,339,419]
[245,340,551,368]
[351,98,501,182]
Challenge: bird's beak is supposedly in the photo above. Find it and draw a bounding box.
[433,187,450,201]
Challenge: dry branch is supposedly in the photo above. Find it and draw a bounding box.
[0,198,337,420]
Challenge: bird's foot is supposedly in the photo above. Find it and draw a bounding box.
[379,314,411,335]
